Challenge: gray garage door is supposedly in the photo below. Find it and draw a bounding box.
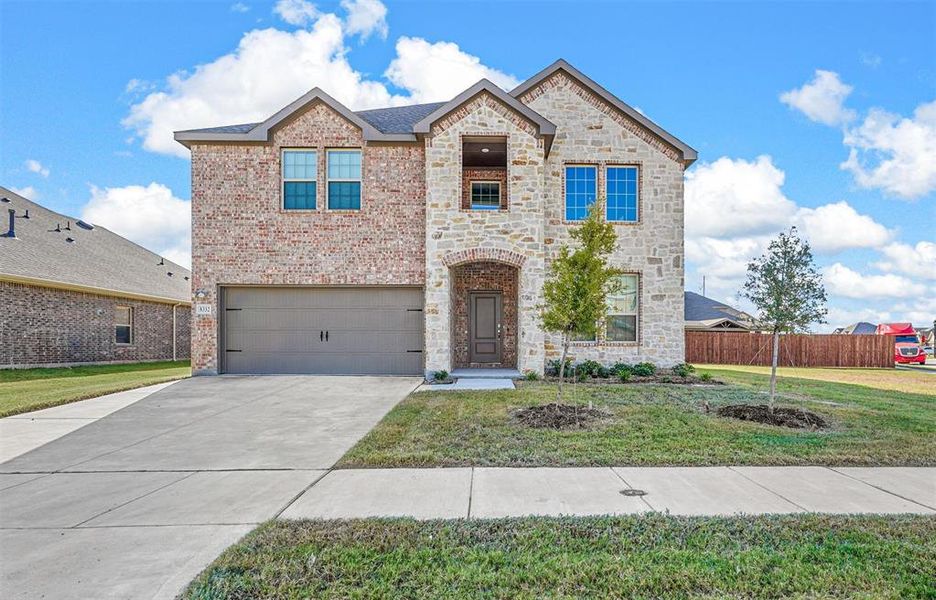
[221,287,424,375]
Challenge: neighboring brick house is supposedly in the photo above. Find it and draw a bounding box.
[0,187,191,368]
[175,59,696,376]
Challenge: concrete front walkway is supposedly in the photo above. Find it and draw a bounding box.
[0,381,178,463]
[0,376,420,600]
[281,466,935,520]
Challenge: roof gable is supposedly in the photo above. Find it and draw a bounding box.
[512,59,697,166]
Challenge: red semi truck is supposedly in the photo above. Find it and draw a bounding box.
[876,323,926,365]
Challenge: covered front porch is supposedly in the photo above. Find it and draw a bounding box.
[450,261,519,370]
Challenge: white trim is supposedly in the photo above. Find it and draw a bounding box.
[469,180,502,210]
[115,305,133,345]
[606,274,639,343]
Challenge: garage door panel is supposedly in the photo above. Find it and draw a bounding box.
[221,287,424,375]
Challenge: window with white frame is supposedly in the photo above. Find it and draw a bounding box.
[282,149,317,210]
[326,149,362,210]
[565,165,597,220]
[115,306,133,345]
[606,166,638,222]
[606,274,638,342]
[470,181,501,210]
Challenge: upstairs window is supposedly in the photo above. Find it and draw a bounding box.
[606,274,639,342]
[565,165,597,220]
[470,181,501,210]
[607,166,638,222]
[115,306,133,345]
[282,150,317,210]
[327,149,362,210]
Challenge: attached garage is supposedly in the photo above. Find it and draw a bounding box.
[221,287,424,375]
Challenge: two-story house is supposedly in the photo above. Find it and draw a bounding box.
[175,59,696,376]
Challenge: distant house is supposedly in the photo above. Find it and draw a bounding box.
[832,322,877,335]
[0,187,191,368]
[684,291,754,331]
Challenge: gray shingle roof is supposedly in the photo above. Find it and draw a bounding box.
[685,291,753,323]
[179,122,260,135]
[354,102,447,134]
[0,187,190,303]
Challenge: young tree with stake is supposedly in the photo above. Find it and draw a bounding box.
[540,200,622,403]
[741,227,827,411]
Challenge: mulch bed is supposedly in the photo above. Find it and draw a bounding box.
[544,375,722,386]
[513,403,610,430]
[717,404,828,429]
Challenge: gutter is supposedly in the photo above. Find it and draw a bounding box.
[0,273,191,306]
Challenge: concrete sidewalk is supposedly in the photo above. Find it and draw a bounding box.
[0,381,178,463]
[280,466,935,520]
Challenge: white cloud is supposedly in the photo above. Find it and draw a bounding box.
[685,155,797,238]
[793,201,893,254]
[124,2,516,158]
[780,70,856,126]
[384,37,519,103]
[274,0,319,26]
[860,52,882,69]
[24,159,49,178]
[341,0,387,40]
[873,241,936,280]
[823,263,926,299]
[81,183,191,268]
[840,99,936,199]
[230,2,250,13]
[10,186,37,199]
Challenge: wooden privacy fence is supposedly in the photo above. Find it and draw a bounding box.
[685,331,894,368]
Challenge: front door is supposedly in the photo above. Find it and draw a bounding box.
[469,292,502,364]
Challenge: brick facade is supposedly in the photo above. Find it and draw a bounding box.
[189,68,688,375]
[451,262,518,368]
[0,281,190,368]
[190,101,426,374]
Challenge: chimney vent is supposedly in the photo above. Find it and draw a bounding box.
[22,209,30,219]
[3,209,14,237]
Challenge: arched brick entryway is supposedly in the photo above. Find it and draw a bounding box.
[449,260,520,369]
[441,248,527,269]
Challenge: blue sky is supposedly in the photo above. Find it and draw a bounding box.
[2,0,934,329]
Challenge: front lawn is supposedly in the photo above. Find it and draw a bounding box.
[0,360,191,417]
[183,515,936,599]
[338,368,935,467]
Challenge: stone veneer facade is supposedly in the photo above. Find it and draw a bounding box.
[0,281,190,368]
[189,69,687,375]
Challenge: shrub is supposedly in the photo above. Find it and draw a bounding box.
[611,362,633,378]
[545,358,573,377]
[618,369,632,383]
[523,369,540,381]
[700,373,713,382]
[433,370,449,382]
[596,365,611,379]
[578,360,603,378]
[633,362,657,377]
[573,364,590,382]
[671,363,696,377]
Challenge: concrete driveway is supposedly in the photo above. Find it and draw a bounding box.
[0,375,419,600]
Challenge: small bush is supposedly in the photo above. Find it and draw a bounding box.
[671,363,696,377]
[573,364,590,382]
[596,365,611,379]
[578,360,603,378]
[618,369,632,383]
[433,370,449,382]
[545,358,573,377]
[523,369,540,381]
[611,362,633,377]
[633,362,657,377]
[700,373,713,382]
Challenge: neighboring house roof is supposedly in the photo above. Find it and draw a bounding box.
[684,291,754,330]
[510,59,698,166]
[173,59,693,165]
[840,321,878,335]
[0,187,191,305]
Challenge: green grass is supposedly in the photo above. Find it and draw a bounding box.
[0,360,191,417]
[182,515,936,599]
[338,368,936,467]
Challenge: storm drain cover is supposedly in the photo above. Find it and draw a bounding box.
[620,489,647,497]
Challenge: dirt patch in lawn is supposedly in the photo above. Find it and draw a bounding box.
[513,403,611,430]
[717,404,828,429]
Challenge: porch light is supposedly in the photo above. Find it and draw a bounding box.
[480,147,490,153]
